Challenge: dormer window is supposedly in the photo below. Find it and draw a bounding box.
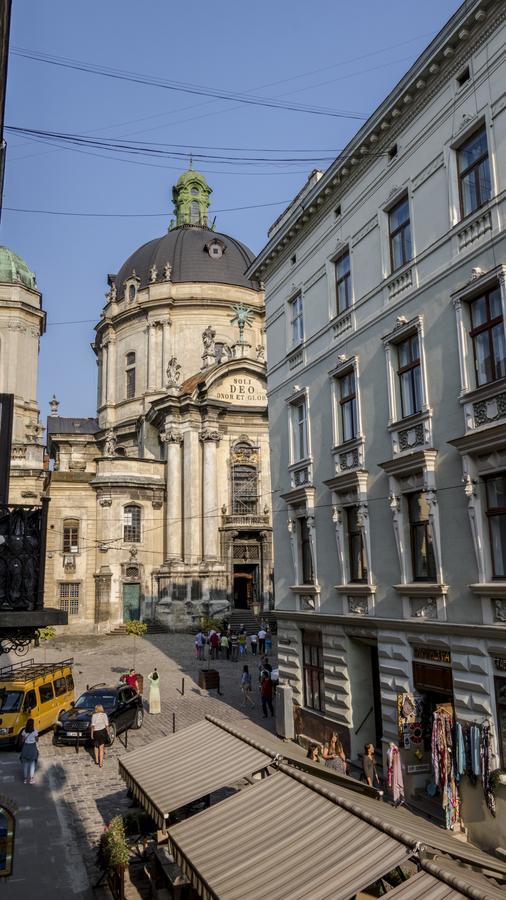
[206,239,225,259]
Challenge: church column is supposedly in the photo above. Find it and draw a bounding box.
[163,428,183,562]
[183,428,200,563]
[161,318,172,388]
[105,335,116,406]
[200,428,220,559]
[100,342,108,407]
[147,322,157,391]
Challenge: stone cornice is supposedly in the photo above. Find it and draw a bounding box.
[248,0,503,279]
[273,608,506,639]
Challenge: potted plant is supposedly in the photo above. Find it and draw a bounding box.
[96,816,129,900]
[37,625,56,663]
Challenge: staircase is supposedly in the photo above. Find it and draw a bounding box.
[227,609,259,635]
[108,620,170,636]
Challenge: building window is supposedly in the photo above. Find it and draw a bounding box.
[125,352,136,399]
[458,126,491,218]
[292,399,308,461]
[339,371,357,442]
[335,251,351,315]
[389,196,412,272]
[347,507,367,583]
[123,505,141,543]
[299,517,314,585]
[290,293,304,347]
[485,474,506,579]
[302,630,324,712]
[469,287,506,387]
[59,582,80,615]
[128,284,136,302]
[408,492,436,582]
[231,464,258,516]
[397,334,422,418]
[63,519,79,553]
[190,200,200,224]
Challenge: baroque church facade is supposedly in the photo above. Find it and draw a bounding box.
[40,169,272,632]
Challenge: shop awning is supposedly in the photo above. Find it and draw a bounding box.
[167,769,410,900]
[386,870,465,898]
[386,861,506,900]
[118,719,272,828]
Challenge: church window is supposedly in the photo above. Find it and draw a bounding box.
[190,201,200,224]
[124,505,141,543]
[191,187,198,195]
[128,284,136,302]
[125,352,136,400]
[59,582,80,615]
[63,519,79,553]
[232,464,258,516]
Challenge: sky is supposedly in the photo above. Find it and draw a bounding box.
[2,0,462,419]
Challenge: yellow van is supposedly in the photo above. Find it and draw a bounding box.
[0,657,75,748]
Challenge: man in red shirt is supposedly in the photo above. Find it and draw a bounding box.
[260,672,274,718]
[125,669,139,692]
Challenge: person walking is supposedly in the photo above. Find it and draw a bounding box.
[257,626,267,655]
[91,704,110,768]
[147,668,161,714]
[220,632,230,660]
[264,627,272,654]
[238,630,247,656]
[20,718,38,784]
[240,665,255,708]
[260,671,274,718]
[362,743,380,788]
[195,630,205,661]
[230,631,239,662]
[250,632,258,655]
[209,630,220,660]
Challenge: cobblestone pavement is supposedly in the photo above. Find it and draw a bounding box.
[2,633,278,895]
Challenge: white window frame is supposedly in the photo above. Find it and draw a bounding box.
[380,186,415,280]
[446,112,497,229]
[452,265,506,399]
[330,355,363,449]
[288,290,304,349]
[289,391,310,465]
[383,315,430,427]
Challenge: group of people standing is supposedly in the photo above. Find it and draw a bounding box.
[195,624,272,661]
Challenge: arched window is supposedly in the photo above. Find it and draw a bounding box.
[0,805,15,876]
[125,352,136,400]
[123,505,141,543]
[190,201,200,224]
[63,518,79,553]
[232,464,258,516]
[128,283,136,302]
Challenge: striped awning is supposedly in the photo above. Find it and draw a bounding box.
[118,719,272,828]
[167,770,409,900]
[387,871,465,899]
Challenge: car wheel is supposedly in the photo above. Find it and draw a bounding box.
[52,733,61,746]
[108,723,116,746]
[132,707,144,730]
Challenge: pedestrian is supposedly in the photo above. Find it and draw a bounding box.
[323,732,347,774]
[258,626,267,654]
[230,631,239,662]
[20,718,38,784]
[258,656,272,681]
[91,704,110,768]
[147,668,161,715]
[264,627,272,654]
[209,630,220,660]
[220,632,230,660]
[306,743,321,763]
[250,632,258,655]
[362,743,380,788]
[240,665,255,708]
[260,671,274,718]
[195,630,205,660]
[125,668,139,692]
[238,630,247,656]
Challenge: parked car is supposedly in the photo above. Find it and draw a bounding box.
[0,658,75,749]
[53,683,143,746]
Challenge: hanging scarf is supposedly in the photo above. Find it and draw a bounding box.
[455,722,465,781]
[387,745,404,804]
[480,723,496,817]
[469,725,481,778]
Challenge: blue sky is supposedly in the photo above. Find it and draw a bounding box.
[2,0,462,419]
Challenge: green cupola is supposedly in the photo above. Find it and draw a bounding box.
[172,165,212,227]
[0,246,36,289]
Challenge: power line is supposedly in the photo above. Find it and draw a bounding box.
[5,198,290,219]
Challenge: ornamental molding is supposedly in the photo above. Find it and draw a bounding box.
[199,428,220,443]
[160,428,183,444]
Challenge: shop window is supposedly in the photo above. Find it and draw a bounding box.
[389,196,412,272]
[59,582,80,615]
[469,287,506,387]
[123,505,141,543]
[125,352,136,400]
[38,682,54,704]
[299,517,314,585]
[335,250,352,316]
[397,333,422,418]
[457,126,491,218]
[485,473,506,578]
[289,293,304,347]
[231,464,258,515]
[302,630,324,712]
[63,519,79,553]
[408,492,437,582]
[347,506,367,583]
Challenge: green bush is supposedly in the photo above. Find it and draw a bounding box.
[97,816,130,870]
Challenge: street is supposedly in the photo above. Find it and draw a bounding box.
[0,633,278,897]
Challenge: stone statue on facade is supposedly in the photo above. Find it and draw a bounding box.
[166,356,182,387]
[202,325,216,353]
[256,344,265,360]
[149,265,158,283]
[104,429,116,457]
[163,262,172,281]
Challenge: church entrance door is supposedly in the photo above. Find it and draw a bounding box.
[123,582,140,621]
[233,565,258,610]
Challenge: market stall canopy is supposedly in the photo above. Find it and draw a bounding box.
[118,718,272,827]
[386,861,506,900]
[167,769,410,900]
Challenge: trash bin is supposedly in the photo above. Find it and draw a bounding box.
[198,669,220,690]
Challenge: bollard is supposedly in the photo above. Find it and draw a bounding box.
[181,677,185,696]
[172,712,176,733]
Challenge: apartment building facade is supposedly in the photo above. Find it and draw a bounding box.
[249,0,506,843]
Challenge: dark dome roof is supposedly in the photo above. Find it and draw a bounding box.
[114,225,260,298]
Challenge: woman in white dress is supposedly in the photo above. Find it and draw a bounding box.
[148,668,161,715]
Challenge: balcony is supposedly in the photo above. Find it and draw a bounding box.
[221,513,270,528]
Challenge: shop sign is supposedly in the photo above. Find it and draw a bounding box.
[407,763,431,774]
[493,657,506,672]
[413,646,451,664]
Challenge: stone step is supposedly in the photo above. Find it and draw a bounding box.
[108,621,170,636]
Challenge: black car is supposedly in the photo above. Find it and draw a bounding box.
[53,684,143,746]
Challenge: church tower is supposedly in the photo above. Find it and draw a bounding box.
[171,166,212,227]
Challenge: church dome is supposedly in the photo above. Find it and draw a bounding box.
[114,226,260,299]
[0,246,36,289]
[112,168,261,299]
